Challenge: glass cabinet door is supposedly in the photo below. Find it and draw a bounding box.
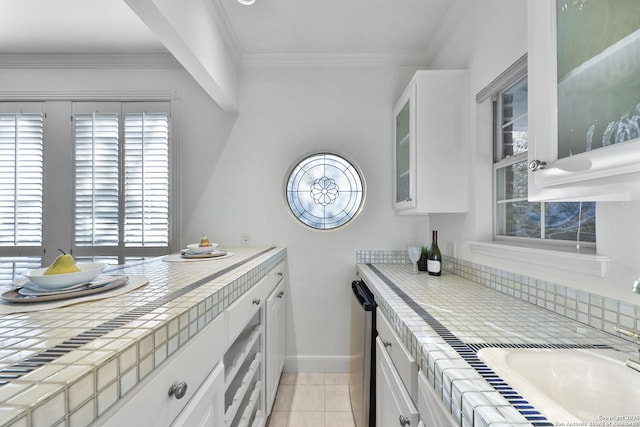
[556,0,640,159]
[528,0,640,201]
[395,99,411,204]
[393,85,416,210]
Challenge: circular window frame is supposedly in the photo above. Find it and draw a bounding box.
[284,152,366,230]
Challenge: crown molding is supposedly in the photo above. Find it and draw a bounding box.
[0,90,180,101]
[240,51,429,69]
[0,53,182,69]
[424,0,471,65]
[202,0,243,64]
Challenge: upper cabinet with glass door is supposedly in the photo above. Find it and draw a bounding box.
[528,0,640,201]
[392,70,468,214]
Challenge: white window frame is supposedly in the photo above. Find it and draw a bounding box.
[470,55,609,277]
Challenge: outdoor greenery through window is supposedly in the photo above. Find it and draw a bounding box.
[493,67,596,246]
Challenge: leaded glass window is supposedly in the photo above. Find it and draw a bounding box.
[285,153,365,230]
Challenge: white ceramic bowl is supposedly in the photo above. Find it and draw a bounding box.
[186,243,219,254]
[24,263,106,290]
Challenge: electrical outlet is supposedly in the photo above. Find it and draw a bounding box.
[241,233,250,247]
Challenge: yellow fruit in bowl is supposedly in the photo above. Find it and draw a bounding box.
[199,234,213,247]
[43,249,81,275]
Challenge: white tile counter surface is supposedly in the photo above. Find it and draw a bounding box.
[0,247,286,427]
[357,263,639,427]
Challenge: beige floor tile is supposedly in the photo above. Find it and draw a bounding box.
[280,372,297,385]
[282,372,325,385]
[273,384,295,411]
[324,411,356,427]
[274,381,327,411]
[324,373,350,385]
[267,411,324,427]
[324,384,352,412]
[271,373,355,427]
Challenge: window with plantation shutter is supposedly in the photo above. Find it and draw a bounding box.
[74,111,120,246]
[124,111,169,246]
[0,99,174,286]
[72,102,171,261]
[0,104,45,283]
[0,110,44,247]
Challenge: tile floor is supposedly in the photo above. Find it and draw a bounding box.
[266,372,356,427]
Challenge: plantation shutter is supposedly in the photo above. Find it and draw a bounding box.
[0,105,44,247]
[74,104,120,246]
[124,109,170,246]
[73,101,171,253]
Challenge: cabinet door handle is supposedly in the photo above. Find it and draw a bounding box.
[405,197,412,202]
[277,272,284,277]
[398,415,410,426]
[168,382,188,400]
[277,291,284,298]
[382,340,392,348]
[252,298,261,305]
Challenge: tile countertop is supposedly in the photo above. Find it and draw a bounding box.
[357,263,639,427]
[0,247,286,427]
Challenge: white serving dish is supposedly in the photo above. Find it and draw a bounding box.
[186,243,219,254]
[24,263,106,290]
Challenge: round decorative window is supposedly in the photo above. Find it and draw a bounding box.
[285,152,365,230]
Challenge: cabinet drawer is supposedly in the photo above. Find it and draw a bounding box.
[225,261,285,347]
[377,311,418,401]
[99,314,225,427]
[417,371,457,427]
[376,337,419,427]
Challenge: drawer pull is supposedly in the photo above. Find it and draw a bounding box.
[277,291,284,298]
[168,382,188,400]
[252,298,261,305]
[398,415,410,426]
[382,340,392,348]
[277,272,284,277]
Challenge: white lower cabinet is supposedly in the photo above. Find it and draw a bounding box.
[97,259,287,427]
[376,310,456,427]
[265,279,285,414]
[98,314,226,427]
[417,371,457,427]
[223,260,286,427]
[172,362,225,426]
[376,337,419,427]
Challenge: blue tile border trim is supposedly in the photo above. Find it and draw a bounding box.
[356,250,640,345]
[365,264,618,426]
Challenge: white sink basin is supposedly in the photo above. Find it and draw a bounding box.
[477,347,640,423]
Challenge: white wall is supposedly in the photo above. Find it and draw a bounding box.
[428,0,640,304]
[182,66,430,370]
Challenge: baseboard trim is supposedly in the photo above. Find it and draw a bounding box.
[284,355,351,373]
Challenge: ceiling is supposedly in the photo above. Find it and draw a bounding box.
[0,0,165,54]
[0,0,466,64]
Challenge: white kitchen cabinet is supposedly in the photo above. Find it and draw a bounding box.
[392,70,468,214]
[527,0,640,201]
[172,362,225,427]
[265,278,285,414]
[97,258,287,427]
[376,337,419,427]
[376,311,418,401]
[416,371,456,427]
[98,314,226,427]
[224,260,286,427]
